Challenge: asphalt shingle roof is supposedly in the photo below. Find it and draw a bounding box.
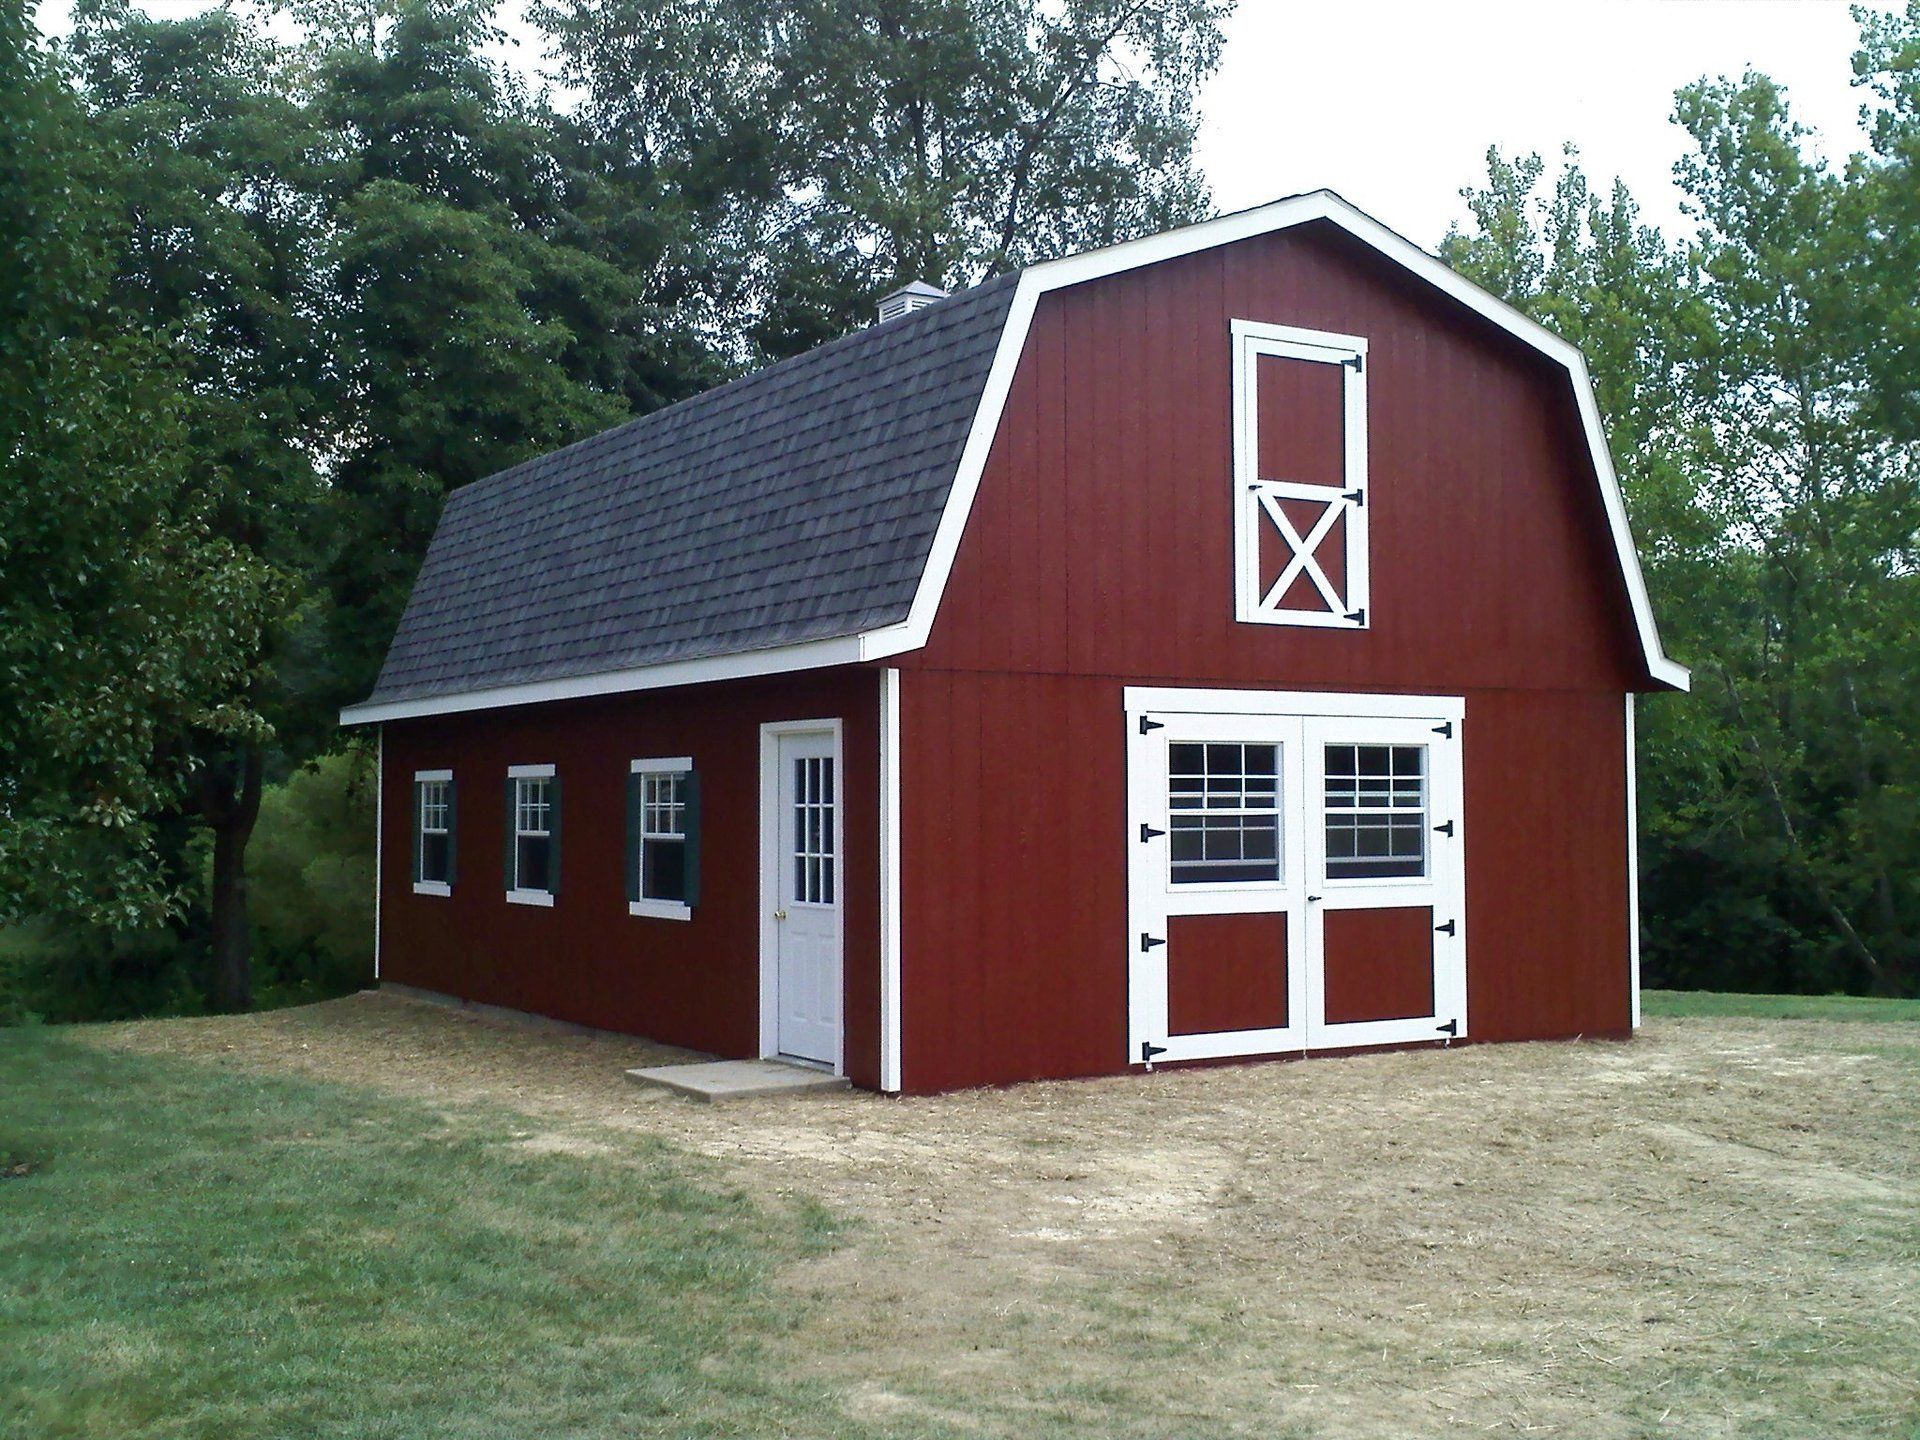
[364,272,1020,705]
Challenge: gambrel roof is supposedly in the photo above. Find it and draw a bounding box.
[343,191,1686,725]
[357,272,1020,711]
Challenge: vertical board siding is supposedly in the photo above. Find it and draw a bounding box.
[380,667,884,1089]
[894,220,1645,1090]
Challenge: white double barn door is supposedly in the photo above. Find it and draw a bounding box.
[1126,689,1467,1066]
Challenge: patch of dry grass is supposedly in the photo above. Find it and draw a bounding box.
[88,992,1920,1438]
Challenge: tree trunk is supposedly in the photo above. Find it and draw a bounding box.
[203,744,264,1013]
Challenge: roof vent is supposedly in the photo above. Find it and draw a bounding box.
[876,280,949,324]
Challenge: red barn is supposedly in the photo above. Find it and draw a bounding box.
[341,192,1687,1094]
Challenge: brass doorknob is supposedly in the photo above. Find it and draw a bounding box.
[773,908,788,920]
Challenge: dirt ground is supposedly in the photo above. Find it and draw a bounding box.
[89,992,1920,1438]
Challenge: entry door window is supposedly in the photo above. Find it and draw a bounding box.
[1168,741,1281,885]
[1322,743,1427,879]
[792,756,835,904]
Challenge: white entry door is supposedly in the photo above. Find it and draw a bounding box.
[1126,688,1466,1067]
[765,726,842,1068]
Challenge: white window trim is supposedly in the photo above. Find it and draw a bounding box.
[628,897,690,921]
[508,764,556,902]
[1232,319,1370,630]
[629,756,694,920]
[412,768,454,897]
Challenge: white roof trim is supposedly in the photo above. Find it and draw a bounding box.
[891,188,1686,691]
[342,189,1684,726]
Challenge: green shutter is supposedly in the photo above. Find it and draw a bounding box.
[682,769,702,907]
[504,776,516,891]
[445,777,458,886]
[410,780,422,884]
[625,771,641,904]
[548,773,562,896]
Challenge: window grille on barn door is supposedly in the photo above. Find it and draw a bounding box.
[1231,320,1370,629]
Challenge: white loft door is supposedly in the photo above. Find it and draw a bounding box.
[772,731,842,1066]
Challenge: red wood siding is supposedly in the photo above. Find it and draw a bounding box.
[379,668,883,1088]
[1322,906,1435,1025]
[898,673,1630,1089]
[906,222,1647,691]
[1167,911,1289,1036]
[893,221,1642,1090]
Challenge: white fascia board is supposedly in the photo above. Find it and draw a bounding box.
[341,190,1684,731]
[340,632,874,726]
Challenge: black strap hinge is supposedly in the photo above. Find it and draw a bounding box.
[1343,488,1364,506]
[1345,607,1366,626]
[1139,823,1165,843]
[1432,721,1454,738]
[1437,1018,1458,1036]
[1433,820,1454,837]
[1435,919,1456,936]
[1138,716,1164,735]
[1141,1041,1168,1065]
[1345,353,1364,373]
[1139,932,1165,953]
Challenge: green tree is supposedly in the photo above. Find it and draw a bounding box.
[1443,44,1920,997]
[64,0,327,1008]
[0,2,281,942]
[535,0,1233,361]
[310,0,635,706]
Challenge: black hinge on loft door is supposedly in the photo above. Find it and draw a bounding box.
[1138,716,1164,736]
[1139,823,1165,843]
[1432,720,1454,738]
[1345,353,1364,373]
[1139,932,1165,953]
[1435,919,1457,936]
[1433,820,1455,837]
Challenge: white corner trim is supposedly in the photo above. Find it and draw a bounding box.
[878,668,904,1093]
[412,880,452,898]
[628,897,692,922]
[630,756,693,774]
[413,767,452,783]
[506,888,555,908]
[337,189,1685,731]
[373,728,384,981]
[1626,692,1642,1030]
[507,762,556,779]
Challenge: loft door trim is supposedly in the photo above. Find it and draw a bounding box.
[1232,318,1371,631]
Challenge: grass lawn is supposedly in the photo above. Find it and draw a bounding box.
[0,1028,867,1440]
[1643,988,1920,1022]
[7,994,1919,1439]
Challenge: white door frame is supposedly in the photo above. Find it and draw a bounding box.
[1125,686,1467,1067]
[759,719,845,1073]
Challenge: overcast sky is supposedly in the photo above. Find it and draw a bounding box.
[1197,0,1890,247]
[37,0,1893,249]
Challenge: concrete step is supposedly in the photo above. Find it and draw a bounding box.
[625,1057,851,1103]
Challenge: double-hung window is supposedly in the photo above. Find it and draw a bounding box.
[506,764,559,905]
[627,758,700,920]
[412,770,454,895]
